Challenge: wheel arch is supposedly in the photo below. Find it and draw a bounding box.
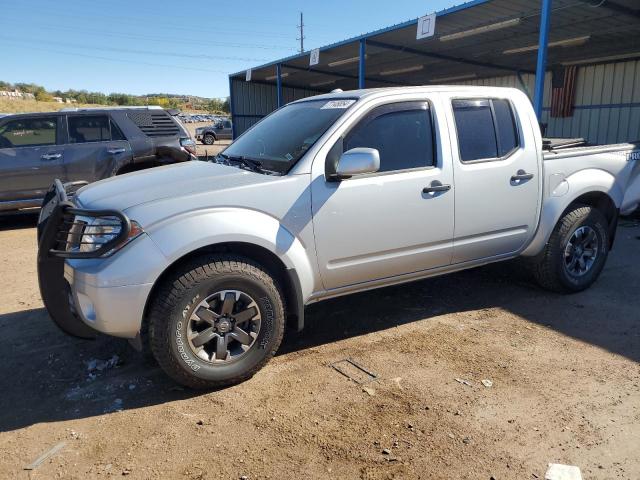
[522,169,622,256]
[142,241,306,339]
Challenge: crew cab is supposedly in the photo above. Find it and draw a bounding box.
[195,118,233,145]
[37,86,640,389]
[0,106,196,213]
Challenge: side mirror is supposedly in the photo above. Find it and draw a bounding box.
[334,148,380,179]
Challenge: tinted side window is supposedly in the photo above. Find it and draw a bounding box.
[68,115,110,143]
[223,120,232,128]
[452,99,497,161]
[493,99,518,156]
[0,117,57,148]
[345,105,434,172]
[110,119,126,141]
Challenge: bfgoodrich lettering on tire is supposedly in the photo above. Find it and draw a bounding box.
[530,204,610,293]
[148,255,285,389]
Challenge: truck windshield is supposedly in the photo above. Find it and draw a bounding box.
[221,98,356,174]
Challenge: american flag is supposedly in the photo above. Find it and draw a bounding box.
[551,65,578,118]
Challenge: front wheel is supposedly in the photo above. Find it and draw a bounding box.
[148,255,285,389]
[203,133,215,145]
[530,204,610,293]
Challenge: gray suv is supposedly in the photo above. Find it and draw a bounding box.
[0,107,196,213]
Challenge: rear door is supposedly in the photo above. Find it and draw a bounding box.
[448,96,540,263]
[62,114,133,182]
[0,115,65,205]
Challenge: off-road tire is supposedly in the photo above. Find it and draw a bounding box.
[148,255,285,389]
[203,133,215,145]
[530,204,609,293]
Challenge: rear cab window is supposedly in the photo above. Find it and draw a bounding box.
[0,116,58,148]
[452,98,520,162]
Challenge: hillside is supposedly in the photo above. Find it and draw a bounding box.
[0,98,104,114]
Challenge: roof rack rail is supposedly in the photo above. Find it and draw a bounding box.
[59,105,164,112]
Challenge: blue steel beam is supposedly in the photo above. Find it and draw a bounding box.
[276,63,283,108]
[534,0,553,119]
[366,39,535,75]
[228,76,236,140]
[281,63,410,86]
[359,39,366,89]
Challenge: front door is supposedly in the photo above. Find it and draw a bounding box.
[311,100,455,290]
[448,97,540,263]
[0,115,64,206]
[218,120,233,140]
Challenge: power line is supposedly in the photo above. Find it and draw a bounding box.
[0,18,296,51]
[0,36,270,63]
[3,44,231,75]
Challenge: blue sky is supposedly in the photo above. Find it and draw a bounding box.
[0,0,460,98]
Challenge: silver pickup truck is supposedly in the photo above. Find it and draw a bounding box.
[37,86,640,389]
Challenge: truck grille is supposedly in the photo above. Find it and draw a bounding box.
[127,111,180,137]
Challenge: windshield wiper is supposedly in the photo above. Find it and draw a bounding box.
[217,153,281,175]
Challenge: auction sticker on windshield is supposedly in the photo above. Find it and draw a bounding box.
[321,100,356,109]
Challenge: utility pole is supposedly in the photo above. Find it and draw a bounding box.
[297,12,305,53]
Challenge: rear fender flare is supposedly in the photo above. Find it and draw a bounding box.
[522,169,622,256]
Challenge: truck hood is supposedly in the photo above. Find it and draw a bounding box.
[75,161,279,211]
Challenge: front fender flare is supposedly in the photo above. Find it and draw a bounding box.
[146,207,316,305]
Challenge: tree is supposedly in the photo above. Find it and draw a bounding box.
[35,90,54,102]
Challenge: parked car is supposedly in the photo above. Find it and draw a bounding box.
[38,86,640,389]
[195,119,233,144]
[0,107,197,213]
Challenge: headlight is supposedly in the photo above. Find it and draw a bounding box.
[75,216,143,254]
[195,128,203,134]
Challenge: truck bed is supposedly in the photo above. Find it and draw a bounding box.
[543,141,639,160]
[542,140,640,216]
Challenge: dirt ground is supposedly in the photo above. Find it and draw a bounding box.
[0,213,639,480]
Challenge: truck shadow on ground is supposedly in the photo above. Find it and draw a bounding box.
[0,212,38,231]
[0,225,638,433]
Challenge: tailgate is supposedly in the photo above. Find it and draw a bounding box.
[621,146,640,215]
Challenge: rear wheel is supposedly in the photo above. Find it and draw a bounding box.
[148,255,285,389]
[530,204,610,293]
[203,133,215,145]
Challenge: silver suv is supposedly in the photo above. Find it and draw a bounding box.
[37,86,640,389]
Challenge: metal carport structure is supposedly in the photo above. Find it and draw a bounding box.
[229,0,640,143]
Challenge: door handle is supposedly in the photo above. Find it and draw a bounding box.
[423,182,451,194]
[40,153,62,161]
[511,170,534,183]
[107,148,126,155]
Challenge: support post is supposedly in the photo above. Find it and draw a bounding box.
[228,76,236,140]
[359,39,366,89]
[533,0,552,119]
[276,63,283,108]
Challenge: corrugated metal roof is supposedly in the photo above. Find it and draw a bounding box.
[230,0,640,92]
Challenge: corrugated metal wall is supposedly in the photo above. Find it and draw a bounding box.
[455,59,640,144]
[230,79,323,136]
[231,59,640,144]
